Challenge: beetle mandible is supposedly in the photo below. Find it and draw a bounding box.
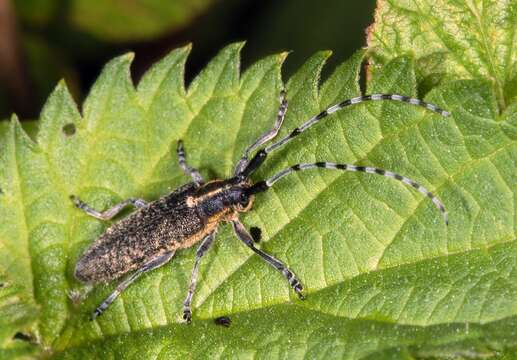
[72,90,449,322]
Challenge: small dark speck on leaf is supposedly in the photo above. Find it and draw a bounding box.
[62,123,76,136]
[250,227,262,243]
[214,316,231,327]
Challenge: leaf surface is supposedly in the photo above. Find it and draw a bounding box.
[0,273,38,359]
[367,0,516,110]
[0,40,516,359]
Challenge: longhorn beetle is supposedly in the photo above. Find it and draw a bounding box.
[72,90,450,322]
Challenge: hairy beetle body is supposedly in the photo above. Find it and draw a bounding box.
[75,179,252,283]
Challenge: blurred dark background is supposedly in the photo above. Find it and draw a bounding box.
[0,0,376,120]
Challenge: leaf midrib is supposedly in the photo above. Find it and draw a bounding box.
[55,293,517,355]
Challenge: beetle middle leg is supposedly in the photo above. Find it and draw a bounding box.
[183,232,216,323]
[70,196,148,221]
[91,250,175,320]
[177,140,203,185]
[231,219,304,299]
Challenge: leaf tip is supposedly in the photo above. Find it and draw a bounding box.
[8,113,37,146]
[278,51,290,64]
[122,52,135,62]
[319,49,333,60]
[9,113,20,125]
[52,79,75,100]
[102,52,135,72]
[222,41,246,56]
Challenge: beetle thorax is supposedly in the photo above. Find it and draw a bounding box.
[186,179,254,219]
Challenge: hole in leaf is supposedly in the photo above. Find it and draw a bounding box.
[62,123,76,136]
[250,226,262,243]
[13,332,32,342]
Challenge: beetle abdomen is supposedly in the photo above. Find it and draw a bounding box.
[75,183,205,283]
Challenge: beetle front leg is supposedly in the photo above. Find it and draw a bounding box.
[183,232,216,323]
[70,196,148,220]
[231,219,305,299]
[234,90,288,175]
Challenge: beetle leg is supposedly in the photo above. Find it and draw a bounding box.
[231,219,305,299]
[183,232,216,323]
[234,90,288,175]
[177,140,204,185]
[70,195,148,220]
[90,251,175,320]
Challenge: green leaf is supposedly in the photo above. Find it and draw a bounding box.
[0,273,38,358]
[1,41,517,358]
[367,0,516,110]
[15,0,215,42]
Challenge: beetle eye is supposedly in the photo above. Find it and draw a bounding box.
[239,193,249,206]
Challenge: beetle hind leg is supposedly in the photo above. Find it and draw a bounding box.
[90,251,175,320]
[183,232,216,323]
[70,196,147,220]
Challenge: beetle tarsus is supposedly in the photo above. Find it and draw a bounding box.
[183,309,192,324]
[90,308,102,321]
[295,284,305,300]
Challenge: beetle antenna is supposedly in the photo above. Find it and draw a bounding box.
[240,94,449,178]
[247,162,448,225]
